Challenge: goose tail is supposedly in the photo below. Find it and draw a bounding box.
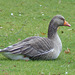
[0,49,8,53]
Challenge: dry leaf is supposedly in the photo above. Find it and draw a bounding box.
[52,74,56,75]
[25,60,29,61]
[2,70,5,72]
[43,19,46,21]
[64,48,70,54]
[13,65,16,67]
[0,9,3,12]
[41,32,46,35]
[4,73,9,75]
[39,72,44,75]
[18,38,21,41]
[0,45,4,47]
[57,27,60,30]
[68,61,73,64]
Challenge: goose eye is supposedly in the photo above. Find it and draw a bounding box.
[60,17,64,21]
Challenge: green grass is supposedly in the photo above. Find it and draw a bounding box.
[0,0,75,75]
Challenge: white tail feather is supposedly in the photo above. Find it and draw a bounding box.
[0,49,1,51]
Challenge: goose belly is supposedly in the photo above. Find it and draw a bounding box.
[46,48,61,59]
[2,52,30,60]
[47,34,62,59]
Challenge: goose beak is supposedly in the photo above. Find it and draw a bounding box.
[64,20,71,27]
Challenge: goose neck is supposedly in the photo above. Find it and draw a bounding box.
[48,25,58,39]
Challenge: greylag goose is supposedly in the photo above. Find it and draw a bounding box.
[0,15,71,60]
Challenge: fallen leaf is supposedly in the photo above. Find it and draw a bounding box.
[57,27,60,30]
[68,61,73,64]
[43,19,46,21]
[18,38,21,41]
[52,74,56,75]
[64,48,70,54]
[2,70,5,72]
[25,60,29,62]
[24,55,26,58]
[39,72,44,75]
[58,73,61,75]
[0,45,4,47]
[4,73,9,75]
[41,32,46,35]
[13,65,16,67]
[0,9,3,12]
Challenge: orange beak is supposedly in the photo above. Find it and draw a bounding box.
[64,20,71,27]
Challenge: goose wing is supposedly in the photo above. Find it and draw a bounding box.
[1,36,54,58]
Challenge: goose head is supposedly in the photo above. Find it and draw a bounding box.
[48,15,71,38]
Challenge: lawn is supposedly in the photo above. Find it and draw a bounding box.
[0,0,75,75]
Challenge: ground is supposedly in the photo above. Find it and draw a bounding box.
[0,0,75,75]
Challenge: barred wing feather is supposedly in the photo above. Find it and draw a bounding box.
[1,36,54,59]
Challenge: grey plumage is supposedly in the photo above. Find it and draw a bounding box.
[0,15,71,60]
[1,37,54,60]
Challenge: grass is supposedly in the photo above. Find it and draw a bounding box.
[0,0,75,75]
